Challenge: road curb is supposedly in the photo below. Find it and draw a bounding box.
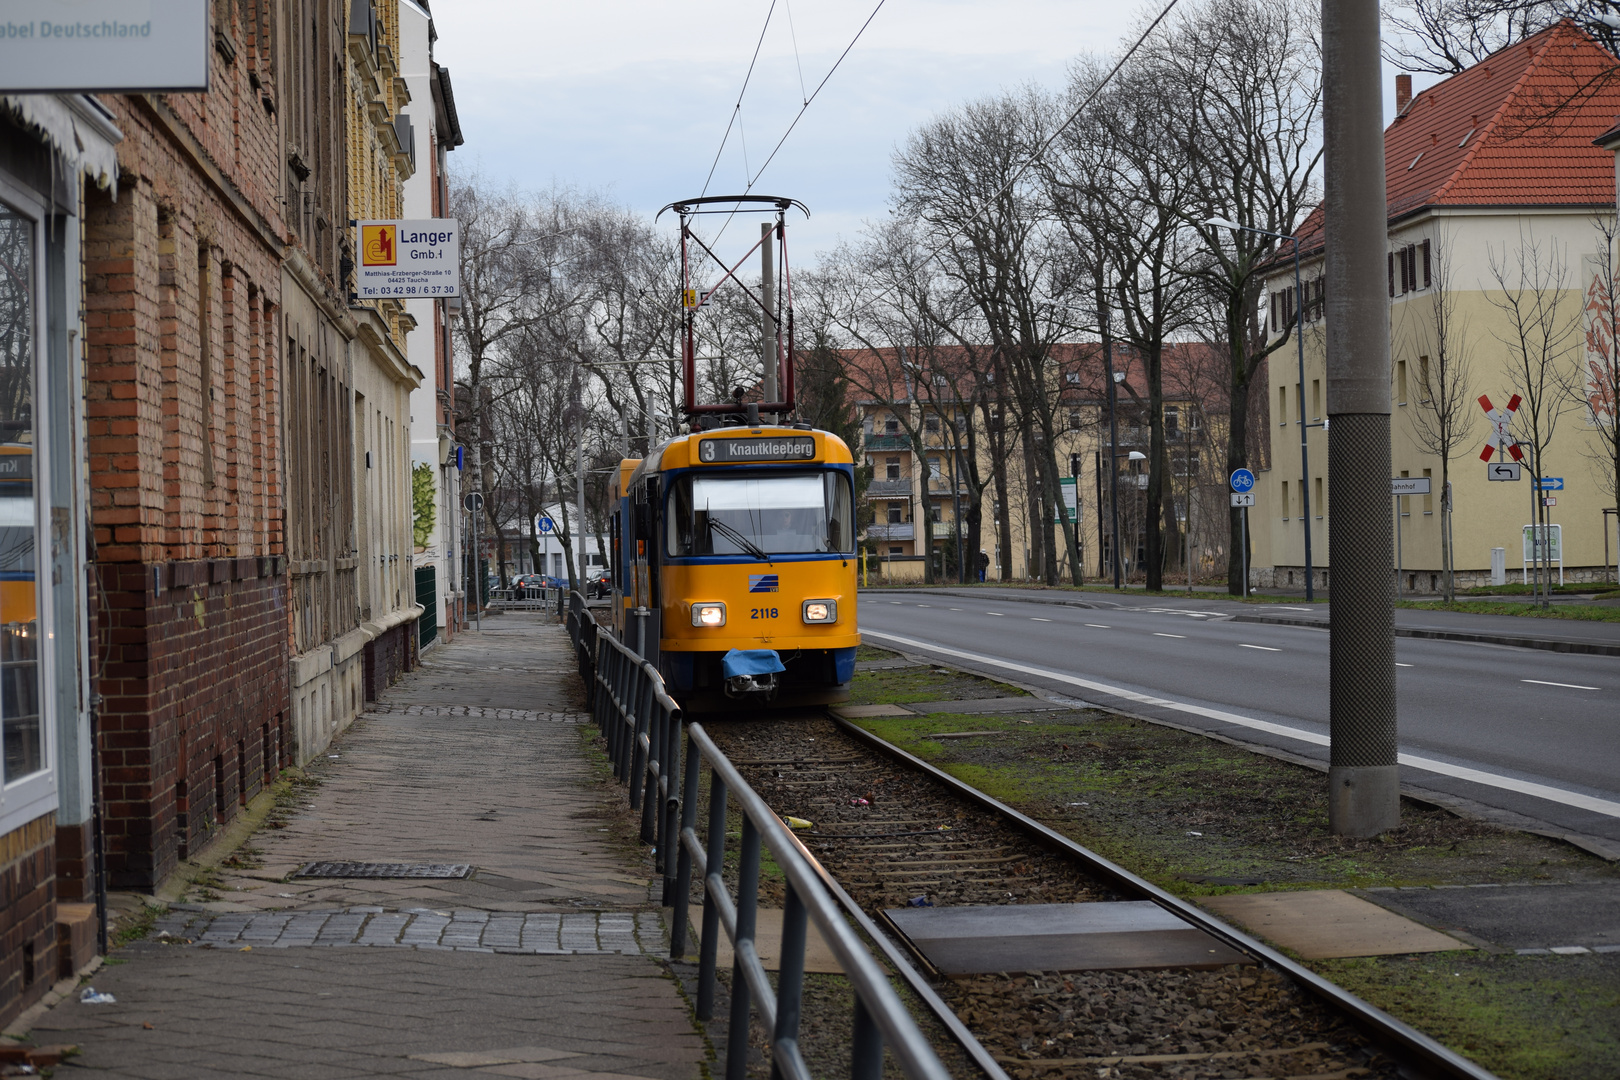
[1229,612,1620,657]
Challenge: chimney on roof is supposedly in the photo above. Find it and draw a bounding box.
[1395,73,1412,114]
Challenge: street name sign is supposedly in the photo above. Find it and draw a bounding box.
[1230,492,1255,508]
[0,0,208,92]
[1230,468,1256,493]
[1390,477,1431,495]
[357,220,461,299]
[1487,462,1521,482]
[1534,476,1564,491]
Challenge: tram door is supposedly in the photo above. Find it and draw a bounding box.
[627,477,660,665]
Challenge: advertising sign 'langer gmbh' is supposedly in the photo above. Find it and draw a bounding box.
[356,220,460,300]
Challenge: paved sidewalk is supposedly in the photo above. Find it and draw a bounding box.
[26,614,707,1080]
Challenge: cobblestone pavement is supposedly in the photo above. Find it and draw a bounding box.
[25,614,708,1079]
[152,907,667,954]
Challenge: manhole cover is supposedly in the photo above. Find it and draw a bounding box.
[295,862,472,879]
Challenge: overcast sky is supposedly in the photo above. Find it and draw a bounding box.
[430,2,1427,264]
[430,1,1163,260]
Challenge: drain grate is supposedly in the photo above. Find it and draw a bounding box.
[295,862,472,880]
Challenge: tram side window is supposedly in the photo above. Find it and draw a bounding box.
[667,471,854,556]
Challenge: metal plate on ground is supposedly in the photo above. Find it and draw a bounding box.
[1199,890,1471,959]
[295,862,472,879]
[883,902,1251,974]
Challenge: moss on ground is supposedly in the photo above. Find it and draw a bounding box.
[845,660,1027,705]
[1315,953,1620,1080]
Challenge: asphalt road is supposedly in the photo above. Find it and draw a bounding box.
[858,588,1620,852]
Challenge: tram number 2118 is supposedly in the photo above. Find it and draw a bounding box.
[750,607,780,620]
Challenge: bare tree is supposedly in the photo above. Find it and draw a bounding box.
[1581,216,1620,558]
[1403,233,1478,600]
[1488,229,1584,602]
[895,90,1085,586]
[1383,0,1620,75]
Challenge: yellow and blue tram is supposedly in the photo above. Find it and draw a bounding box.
[609,425,860,711]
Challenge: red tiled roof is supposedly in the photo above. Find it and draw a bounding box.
[1289,20,1620,257]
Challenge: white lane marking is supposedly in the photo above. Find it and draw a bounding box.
[889,601,902,605]
[1153,633,1185,639]
[1277,606,1314,611]
[916,604,931,608]
[1239,644,1280,652]
[1085,623,1111,629]
[863,629,1620,820]
[1396,663,1414,668]
[1523,679,1601,691]
[1031,617,1052,622]
[949,607,963,611]
[987,612,1004,617]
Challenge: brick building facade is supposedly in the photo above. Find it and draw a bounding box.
[84,11,289,889]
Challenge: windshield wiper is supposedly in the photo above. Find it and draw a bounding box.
[707,518,770,562]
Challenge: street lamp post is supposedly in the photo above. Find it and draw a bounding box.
[1105,316,1124,589]
[1207,216,1315,601]
[1127,450,1148,581]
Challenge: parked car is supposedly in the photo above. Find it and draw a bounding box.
[586,570,613,599]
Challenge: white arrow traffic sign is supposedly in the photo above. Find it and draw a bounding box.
[1487,461,1521,481]
[1230,492,1255,507]
[1534,476,1564,491]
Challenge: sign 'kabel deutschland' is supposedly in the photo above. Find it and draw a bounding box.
[356,220,460,299]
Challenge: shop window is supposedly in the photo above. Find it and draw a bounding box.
[0,196,45,797]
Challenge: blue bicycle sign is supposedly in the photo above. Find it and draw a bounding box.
[1230,468,1256,493]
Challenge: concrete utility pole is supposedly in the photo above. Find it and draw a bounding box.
[1323,0,1400,837]
[761,222,777,418]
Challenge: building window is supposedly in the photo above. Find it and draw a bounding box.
[0,196,45,794]
[1278,385,1287,427]
[883,416,899,435]
[1397,359,1408,405]
[1315,476,1324,519]
[924,414,940,434]
[1068,409,1082,431]
[885,456,900,480]
[1312,379,1321,420]
[1281,480,1290,520]
[1065,371,1081,384]
[927,456,942,479]
[887,504,902,524]
[1164,406,1179,440]
[889,546,902,555]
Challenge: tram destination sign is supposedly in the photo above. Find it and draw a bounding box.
[698,436,816,463]
[0,0,208,92]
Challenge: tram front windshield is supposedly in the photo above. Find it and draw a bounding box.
[669,471,853,556]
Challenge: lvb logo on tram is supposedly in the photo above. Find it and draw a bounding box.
[362,224,397,266]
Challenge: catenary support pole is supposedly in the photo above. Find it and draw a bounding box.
[1323,0,1400,837]
[761,223,777,415]
[1292,242,1315,600]
[1105,307,1123,589]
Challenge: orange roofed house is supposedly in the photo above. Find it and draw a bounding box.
[1255,21,1620,591]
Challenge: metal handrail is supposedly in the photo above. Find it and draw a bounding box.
[570,605,950,1080]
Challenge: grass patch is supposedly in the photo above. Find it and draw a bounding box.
[1315,953,1620,1080]
[860,582,1327,604]
[1396,600,1620,622]
[111,903,166,949]
[845,663,1027,705]
[1460,583,1620,598]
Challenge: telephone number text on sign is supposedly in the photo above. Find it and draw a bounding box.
[355,219,460,298]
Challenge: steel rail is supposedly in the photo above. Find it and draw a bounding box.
[829,715,1500,1080]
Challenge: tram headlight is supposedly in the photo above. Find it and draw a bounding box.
[691,602,726,627]
[801,599,837,624]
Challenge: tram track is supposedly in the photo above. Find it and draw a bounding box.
[704,712,1494,1080]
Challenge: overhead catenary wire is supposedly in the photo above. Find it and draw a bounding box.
[700,0,779,198]
[845,0,1183,324]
